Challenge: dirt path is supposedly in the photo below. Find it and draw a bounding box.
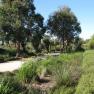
[0,53,60,73]
[0,61,24,72]
[32,75,56,91]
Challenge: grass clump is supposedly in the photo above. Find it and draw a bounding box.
[17,59,38,83]
[0,76,25,94]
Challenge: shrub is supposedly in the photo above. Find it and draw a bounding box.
[88,35,94,49]
[88,40,94,49]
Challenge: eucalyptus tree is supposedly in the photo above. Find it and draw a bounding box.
[43,35,51,53]
[0,0,45,55]
[30,14,46,53]
[48,6,81,52]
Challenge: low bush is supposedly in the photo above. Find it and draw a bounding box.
[88,38,94,49]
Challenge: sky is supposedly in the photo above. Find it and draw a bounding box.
[34,0,94,40]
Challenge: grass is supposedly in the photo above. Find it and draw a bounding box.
[49,86,75,94]
[0,71,26,94]
[75,50,94,94]
[15,52,83,94]
[48,52,83,94]
[17,59,38,83]
[3,50,94,94]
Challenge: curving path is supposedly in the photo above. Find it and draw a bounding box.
[0,53,60,73]
[0,61,24,72]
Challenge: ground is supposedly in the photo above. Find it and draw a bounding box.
[0,61,24,72]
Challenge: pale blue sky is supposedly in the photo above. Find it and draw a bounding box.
[34,0,94,40]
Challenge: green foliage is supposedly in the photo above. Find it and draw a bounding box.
[31,14,46,53]
[36,56,56,76]
[75,50,94,94]
[0,0,46,55]
[0,76,24,94]
[52,53,83,87]
[0,47,17,62]
[35,52,83,94]
[48,6,81,52]
[17,59,38,83]
[88,35,94,49]
[0,0,35,56]
[0,52,84,94]
[75,74,94,94]
[73,37,85,52]
[43,35,51,52]
[49,86,75,94]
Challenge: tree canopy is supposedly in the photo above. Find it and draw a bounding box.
[0,0,45,55]
[47,6,81,52]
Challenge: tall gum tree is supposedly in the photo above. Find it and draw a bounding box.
[47,6,81,52]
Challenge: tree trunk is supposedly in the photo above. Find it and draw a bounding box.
[16,41,21,57]
[1,39,4,45]
[21,42,26,53]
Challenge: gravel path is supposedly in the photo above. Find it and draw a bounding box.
[0,61,24,72]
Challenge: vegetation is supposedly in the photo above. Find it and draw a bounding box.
[1,50,94,93]
[47,6,81,52]
[0,76,25,94]
[88,35,94,49]
[0,52,83,94]
[0,0,94,94]
[0,1,83,58]
[75,50,94,94]
[17,59,38,83]
[0,0,46,56]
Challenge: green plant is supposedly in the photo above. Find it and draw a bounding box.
[36,56,59,77]
[51,53,83,87]
[17,59,38,83]
[75,50,94,94]
[0,76,24,94]
[75,73,94,94]
[49,86,75,94]
[88,35,94,49]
